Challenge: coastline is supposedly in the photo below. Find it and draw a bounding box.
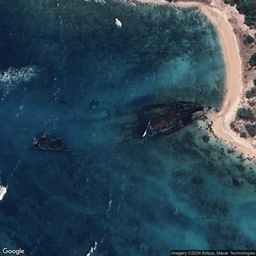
[175,1,256,158]
[136,0,256,158]
[196,2,256,157]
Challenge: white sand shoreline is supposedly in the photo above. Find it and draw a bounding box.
[175,1,256,158]
[136,0,256,158]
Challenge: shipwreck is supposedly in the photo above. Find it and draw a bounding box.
[31,133,67,152]
[30,101,210,149]
[96,100,210,139]
[140,101,209,137]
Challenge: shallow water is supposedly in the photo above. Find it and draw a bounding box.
[0,0,255,255]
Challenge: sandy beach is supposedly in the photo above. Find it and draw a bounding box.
[196,3,256,157]
[136,0,256,158]
[176,1,256,158]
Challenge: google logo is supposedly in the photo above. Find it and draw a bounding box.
[2,248,25,255]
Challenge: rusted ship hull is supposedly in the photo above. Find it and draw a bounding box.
[140,101,207,137]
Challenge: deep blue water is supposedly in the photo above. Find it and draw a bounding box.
[0,0,256,255]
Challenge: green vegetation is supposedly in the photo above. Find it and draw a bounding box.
[245,86,256,98]
[245,123,256,136]
[249,52,256,66]
[224,0,256,27]
[224,0,236,5]
[230,121,239,133]
[240,131,247,138]
[243,34,254,45]
[236,0,256,27]
[237,107,253,119]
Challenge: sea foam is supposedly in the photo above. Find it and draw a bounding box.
[0,65,39,99]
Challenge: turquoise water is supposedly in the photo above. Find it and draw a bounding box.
[0,0,256,255]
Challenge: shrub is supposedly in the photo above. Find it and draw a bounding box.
[224,0,236,5]
[245,87,256,98]
[237,107,253,119]
[236,0,256,27]
[230,121,239,133]
[240,131,247,138]
[249,52,256,66]
[245,123,256,136]
[243,34,254,45]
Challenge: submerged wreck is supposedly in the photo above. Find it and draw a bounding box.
[31,133,67,152]
[30,101,209,149]
[100,100,210,139]
[140,101,208,137]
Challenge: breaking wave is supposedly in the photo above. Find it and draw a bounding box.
[0,65,39,99]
